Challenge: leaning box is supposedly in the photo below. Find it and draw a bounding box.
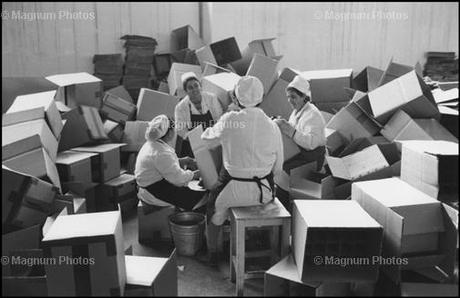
[102,173,138,214]
[292,200,383,283]
[42,210,126,296]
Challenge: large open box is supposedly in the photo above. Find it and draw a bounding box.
[136,88,178,121]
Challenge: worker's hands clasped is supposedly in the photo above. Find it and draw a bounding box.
[274,118,296,138]
[180,156,198,171]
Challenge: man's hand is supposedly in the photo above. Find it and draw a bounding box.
[180,156,198,170]
[274,118,296,138]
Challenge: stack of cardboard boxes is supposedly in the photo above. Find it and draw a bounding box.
[93,54,124,90]
[423,52,458,82]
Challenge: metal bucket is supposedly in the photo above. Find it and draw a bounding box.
[169,212,205,256]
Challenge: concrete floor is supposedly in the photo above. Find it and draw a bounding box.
[121,208,265,296]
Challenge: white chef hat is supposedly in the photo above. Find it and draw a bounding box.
[234,76,264,107]
[145,114,170,141]
[287,75,311,98]
[181,72,199,89]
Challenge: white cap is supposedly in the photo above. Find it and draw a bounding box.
[234,76,264,107]
[181,72,199,85]
[145,114,170,141]
[287,75,311,98]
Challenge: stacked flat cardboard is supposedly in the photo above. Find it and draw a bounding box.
[423,52,458,82]
[210,37,242,66]
[352,178,456,283]
[136,88,178,120]
[56,151,98,184]
[42,210,126,296]
[259,68,298,119]
[137,201,174,244]
[122,121,149,152]
[102,174,138,214]
[246,54,279,95]
[352,66,384,92]
[400,140,458,202]
[231,38,281,75]
[300,69,353,104]
[3,90,63,138]
[100,92,136,124]
[2,166,58,233]
[46,72,103,109]
[72,143,125,183]
[167,63,202,97]
[195,45,218,70]
[381,110,458,143]
[58,106,108,152]
[201,72,241,110]
[3,148,61,191]
[292,200,383,282]
[122,76,152,101]
[188,125,220,190]
[356,71,440,124]
[124,251,177,296]
[2,118,58,162]
[93,54,123,90]
[103,120,124,143]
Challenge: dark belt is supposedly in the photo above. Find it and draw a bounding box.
[228,172,275,204]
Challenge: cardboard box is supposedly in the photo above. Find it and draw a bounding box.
[170,48,198,65]
[201,72,241,110]
[56,150,98,184]
[352,66,384,92]
[400,283,458,297]
[381,110,458,143]
[325,128,347,156]
[202,62,232,77]
[326,101,381,143]
[188,125,220,189]
[136,88,178,121]
[210,37,242,66]
[282,132,301,161]
[314,101,350,114]
[104,120,124,143]
[292,200,383,282]
[157,81,170,94]
[245,54,279,95]
[400,140,458,201]
[58,106,108,152]
[42,210,126,296]
[138,201,175,244]
[357,71,440,124]
[195,45,217,70]
[105,86,134,104]
[125,48,155,64]
[432,87,458,105]
[71,143,125,183]
[290,172,338,200]
[3,90,63,138]
[46,72,103,109]
[377,61,414,87]
[259,68,298,120]
[55,193,87,215]
[264,254,352,296]
[2,276,48,296]
[338,136,389,157]
[231,38,281,75]
[300,69,353,103]
[62,181,101,213]
[102,174,138,213]
[2,166,58,232]
[171,25,204,51]
[2,118,58,162]
[124,251,177,296]
[167,63,202,97]
[3,148,61,191]
[352,178,455,282]
[100,92,137,123]
[438,105,458,138]
[122,121,149,152]
[153,53,172,78]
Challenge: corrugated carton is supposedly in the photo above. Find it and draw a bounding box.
[46,72,103,109]
[338,136,389,157]
[56,150,98,184]
[231,38,280,75]
[42,210,126,296]
[377,61,414,87]
[2,118,58,162]
[202,62,232,77]
[122,121,149,152]
[105,86,134,104]
[136,88,178,121]
[124,251,177,296]
[167,63,202,97]
[100,92,136,123]
[137,201,174,244]
[103,120,124,143]
[352,66,384,92]
[3,90,63,138]
[195,45,218,70]
[102,174,138,214]
[300,69,353,103]
[171,25,204,51]
[246,54,279,95]
[325,128,347,157]
[153,53,172,78]
[201,72,241,110]
[292,200,383,282]
[210,37,242,66]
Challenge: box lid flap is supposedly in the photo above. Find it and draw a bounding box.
[301,69,353,80]
[46,72,102,86]
[125,255,169,286]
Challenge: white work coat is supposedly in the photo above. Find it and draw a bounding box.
[288,102,327,150]
[202,107,284,225]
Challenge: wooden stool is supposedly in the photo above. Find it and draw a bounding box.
[229,198,291,296]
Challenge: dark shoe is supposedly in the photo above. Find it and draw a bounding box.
[208,252,219,267]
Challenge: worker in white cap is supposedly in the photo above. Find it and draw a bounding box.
[201,76,284,266]
[135,114,207,210]
[274,74,326,174]
[174,72,224,158]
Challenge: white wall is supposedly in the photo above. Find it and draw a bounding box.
[2,2,200,76]
[207,2,459,73]
[2,2,458,77]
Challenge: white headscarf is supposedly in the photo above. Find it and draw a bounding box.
[145,114,170,141]
[287,75,311,98]
[234,76,264,107]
